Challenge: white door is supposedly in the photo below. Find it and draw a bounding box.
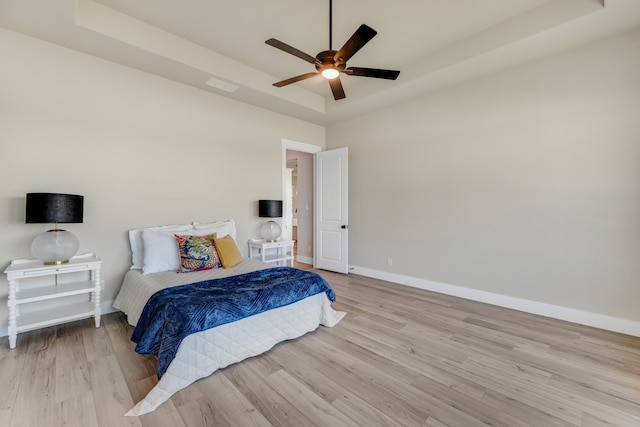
[314,147,348,274]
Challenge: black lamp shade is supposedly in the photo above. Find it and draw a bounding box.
[26,193,84,224]
[258,200,283,218]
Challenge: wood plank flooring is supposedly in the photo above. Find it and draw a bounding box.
[2,266,639,426]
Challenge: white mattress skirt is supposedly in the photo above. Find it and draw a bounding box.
[125,292,345,416]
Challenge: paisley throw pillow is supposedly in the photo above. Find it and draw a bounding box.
[175,233,221,272]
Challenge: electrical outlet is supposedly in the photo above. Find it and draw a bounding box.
[387,258,393,266]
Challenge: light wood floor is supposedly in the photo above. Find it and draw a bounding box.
[2,267,639,427]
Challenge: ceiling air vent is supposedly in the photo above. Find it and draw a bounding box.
[204,77,239,93]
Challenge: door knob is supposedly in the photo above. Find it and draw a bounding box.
[341,225,348,229]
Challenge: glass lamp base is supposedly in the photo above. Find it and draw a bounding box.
[260,220,281,242]
[31,229,79,265]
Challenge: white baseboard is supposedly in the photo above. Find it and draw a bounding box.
[0,300,119,338]
[102,299,119,315]
[349,265,640,338]
[296,255,313,265]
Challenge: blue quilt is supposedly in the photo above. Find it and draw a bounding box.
[131,267,336,378]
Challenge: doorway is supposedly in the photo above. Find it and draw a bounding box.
[286,150,314,264]
[282,139,322,265]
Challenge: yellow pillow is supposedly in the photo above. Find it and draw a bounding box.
[213,235,243,268]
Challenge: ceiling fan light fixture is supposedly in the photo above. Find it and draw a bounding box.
[321,68,340,79]
[265,0,399,100]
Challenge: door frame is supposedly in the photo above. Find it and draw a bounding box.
[281,139,322,263]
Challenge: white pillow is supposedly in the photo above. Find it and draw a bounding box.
[129,223,192,270]
[193,219,237,241]
[142,227,198,275]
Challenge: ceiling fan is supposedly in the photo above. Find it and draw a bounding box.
[265,0,400,100]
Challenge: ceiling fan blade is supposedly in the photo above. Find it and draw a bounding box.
[345,67,400,80]
[273,72,320,87]
[265,38,319,65]
[333,24,377,66]
[328,76,346,100]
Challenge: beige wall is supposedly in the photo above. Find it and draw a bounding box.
[0,29,325,335]
[327,28,640,324]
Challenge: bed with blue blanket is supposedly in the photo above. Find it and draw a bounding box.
[113,258,346,416]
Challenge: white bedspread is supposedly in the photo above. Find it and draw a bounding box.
[112,259,346,416]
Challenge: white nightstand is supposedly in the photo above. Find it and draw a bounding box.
[3,253,103,349]
[247,239,295,267]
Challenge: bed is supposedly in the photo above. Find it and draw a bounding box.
[112,219,346,416]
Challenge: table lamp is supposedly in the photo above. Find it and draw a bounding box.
[26,193,84,265]
[258,200,282,242]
